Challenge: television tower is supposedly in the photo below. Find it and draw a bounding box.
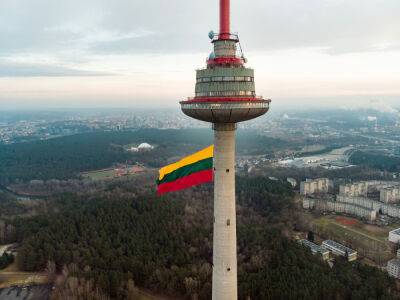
[180,0,271,299]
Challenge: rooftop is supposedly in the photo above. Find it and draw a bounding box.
[389,228,400,236]
[299,239,329,254]
[388,258,400,267]
[322,240,357,255]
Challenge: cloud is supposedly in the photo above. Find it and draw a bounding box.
[1,0,399,58]
[0,61,111,77]
[0,0,399,107]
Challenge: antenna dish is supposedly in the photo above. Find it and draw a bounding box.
[208,30,215,40]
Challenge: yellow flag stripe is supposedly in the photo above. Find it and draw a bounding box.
[159,145,214,180]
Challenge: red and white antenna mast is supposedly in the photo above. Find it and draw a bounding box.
[219,0,230,40]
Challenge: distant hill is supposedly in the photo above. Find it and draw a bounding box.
[0,129,290,183]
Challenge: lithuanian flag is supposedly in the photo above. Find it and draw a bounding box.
[157,145,214,195]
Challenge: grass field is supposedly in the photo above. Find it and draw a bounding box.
[81,165,146,181]
[314,215,391,242]
[81,168,117,180]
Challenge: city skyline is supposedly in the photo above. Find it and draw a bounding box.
[1,0,399,108]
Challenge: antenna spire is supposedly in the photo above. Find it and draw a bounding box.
[219,0,230,39]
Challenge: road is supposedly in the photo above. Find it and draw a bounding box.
[0,285,52,300]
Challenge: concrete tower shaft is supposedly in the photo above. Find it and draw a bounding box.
[212,123,237,300]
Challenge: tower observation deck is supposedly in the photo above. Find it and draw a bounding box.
[180,1,270,123]
[180,1,271,299]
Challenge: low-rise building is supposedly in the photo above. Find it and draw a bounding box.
[322,240,357,261]
[299,239,330,260]
[300,178,333,196]
[387,258,400,278]
[389,228,400,244]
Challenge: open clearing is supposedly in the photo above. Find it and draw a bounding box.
[0,272,48,289]
[311,214,395,263]
[314,215,392,242]
[0,259,48,289]
[81,168,117,180]
[81,165,146,181]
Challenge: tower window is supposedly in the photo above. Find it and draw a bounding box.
[227,219,230,226]
[226,169,230,173]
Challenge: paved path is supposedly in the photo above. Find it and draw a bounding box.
[0,285,51,300]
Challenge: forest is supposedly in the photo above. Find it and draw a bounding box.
[349,150,400,172]
[0,192,28,217]
[4,175,397,299]
[0,129,290,183]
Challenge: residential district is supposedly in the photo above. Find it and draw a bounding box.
[299,177,400,278]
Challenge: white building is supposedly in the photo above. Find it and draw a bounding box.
[387,258,400,278]
[322,240,357,261]
[137,143,154,151]
[127,142,154,152]
[389,228,400,244]
[300,178,333,196]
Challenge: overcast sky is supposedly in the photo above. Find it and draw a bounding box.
[0,0,399,109]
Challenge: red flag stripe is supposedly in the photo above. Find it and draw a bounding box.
[157,169,213,195]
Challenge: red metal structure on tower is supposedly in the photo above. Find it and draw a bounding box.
[219,0,230,40]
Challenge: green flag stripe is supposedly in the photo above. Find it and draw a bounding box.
[157,157,213,185]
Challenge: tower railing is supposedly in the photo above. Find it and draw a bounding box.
[211,33,239,42]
